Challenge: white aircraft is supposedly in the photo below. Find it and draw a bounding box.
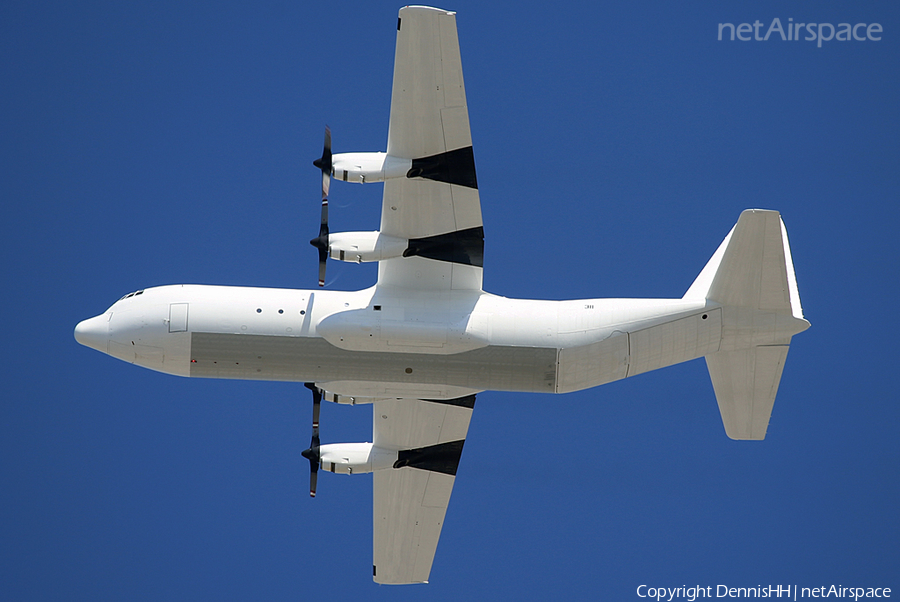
[74,6,810,585]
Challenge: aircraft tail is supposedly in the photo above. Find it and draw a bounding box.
[684,209,810,440]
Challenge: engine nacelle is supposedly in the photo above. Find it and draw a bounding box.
[328,231,408,263]
[331,152,411,184]
[318,443,398,475]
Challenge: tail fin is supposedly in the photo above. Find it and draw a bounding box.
[685,210,810,440]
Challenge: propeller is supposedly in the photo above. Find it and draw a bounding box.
[300,383,322,497]
[310,127,332,287]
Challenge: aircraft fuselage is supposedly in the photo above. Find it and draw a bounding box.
[75,284,724,401]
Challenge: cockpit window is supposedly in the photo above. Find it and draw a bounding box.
[118,290,145,301]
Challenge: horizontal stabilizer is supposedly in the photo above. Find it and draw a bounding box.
[706,345,789,440]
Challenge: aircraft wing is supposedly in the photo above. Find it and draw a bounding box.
[378,6,483,291]
[372,395,475,584]
[368,8,481,584]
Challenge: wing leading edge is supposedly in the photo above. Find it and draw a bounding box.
[372,395,476,584]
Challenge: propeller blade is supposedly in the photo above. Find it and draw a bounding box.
[302,383,323,497]
[301,445,319,498]
[310,127,332,287]
[321,167,330,200]
[307,382,321,437]
[319,197,328,229]
[317,251,327,288]
[312,126,332,199]
[309,199,329,286]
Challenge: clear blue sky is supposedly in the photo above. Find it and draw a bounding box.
[2,1,898,599]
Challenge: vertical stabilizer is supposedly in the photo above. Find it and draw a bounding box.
[686,210,809,440]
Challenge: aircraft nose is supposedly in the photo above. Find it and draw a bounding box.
[74,314,109,353]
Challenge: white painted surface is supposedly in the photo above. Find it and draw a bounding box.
[73,8,812,588]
